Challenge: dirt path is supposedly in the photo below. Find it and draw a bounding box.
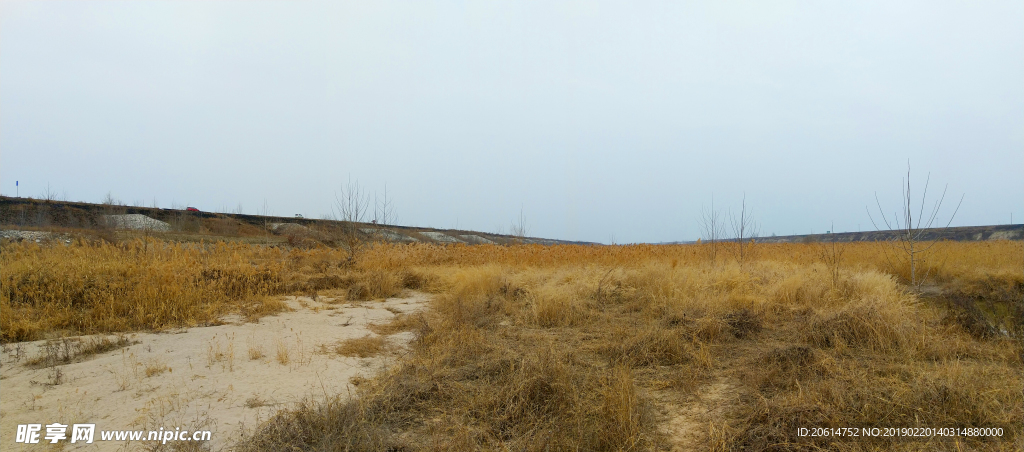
[650,339,765,452]
[651,375,736,452]
[1,292,430,451]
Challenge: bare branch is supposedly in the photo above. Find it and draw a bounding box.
[510,206,529,241]
[867,163,963,288]
[697,194,725,264]
[728,193,759,263]
[333,178,372,265]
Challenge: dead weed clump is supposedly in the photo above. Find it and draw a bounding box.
[724,308,763,339]
[530,289,589,327]
[804,299,921,355]
[335,335,390,358]
[301,267,429,301]
[799,270,1009,361]
[236,396,396,451]
[603,327,700,368]
[744,346,831,393]
[26,334,138,368]
[346,269,403,300]
[368,313,427,336]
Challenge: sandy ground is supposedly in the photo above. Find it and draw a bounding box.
[1,292,430,451]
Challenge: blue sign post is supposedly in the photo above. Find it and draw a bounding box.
[16,181,18,197]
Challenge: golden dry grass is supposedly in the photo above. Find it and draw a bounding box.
[334,335,389,358]
[3,237,1021,451]
[1,239,289,341]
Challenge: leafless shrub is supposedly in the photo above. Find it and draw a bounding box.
[373,183,398,226]
[698,194,726,263]
[728,193,760,263]
[41,183,58,202]
[509,206,529,242]
[817,222,847,293]
[867,162,963,288]
[102,191,122,206]
[333,179,371,265]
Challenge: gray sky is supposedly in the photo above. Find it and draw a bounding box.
[2,1,1021,244]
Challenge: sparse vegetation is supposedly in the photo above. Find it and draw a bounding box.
[368,313,425,336]
[144,359,169,377]
[247,337,265,360]
[242,241,1020,451]
[245,395,270,409]
[26,334,138,368]
[2,233,1020,450]
[275,338,290,365]
[334,335,389,358]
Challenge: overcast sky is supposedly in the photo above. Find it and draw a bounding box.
[2,1,1021,243]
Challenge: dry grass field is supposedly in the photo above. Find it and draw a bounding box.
[2,237,1021,451]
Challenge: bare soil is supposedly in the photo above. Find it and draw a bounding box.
[0,292,430,451]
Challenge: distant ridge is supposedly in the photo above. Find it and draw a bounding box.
[0,196,597,246]
[658,224,1024,245]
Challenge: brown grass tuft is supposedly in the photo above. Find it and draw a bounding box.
[604,327,698,367]
[804,300,920,354]
[745,346,830,393]
[724,308,763,338]
[368,313,426,336]
[26,334,138,368]
[335,335,389,358]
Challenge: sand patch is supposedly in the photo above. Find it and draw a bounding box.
[0,292,430,451]
[419,231,464,243]
[360,228,420,242]
[103,214,171,232]
[458,234,496,245]
[657,379,735,451]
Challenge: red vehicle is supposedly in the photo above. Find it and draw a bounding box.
[186,207,200,212]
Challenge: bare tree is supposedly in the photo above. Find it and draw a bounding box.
[867,162,963,288]
[509,206,529,243]
[257,199,272,246]
[728,193,760,263]
[374,183,398,226]
[698,194,726,263]
[817,222,846,292]
[334,179,371,265]
[41,184,58,202]
[101,191,126,221]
